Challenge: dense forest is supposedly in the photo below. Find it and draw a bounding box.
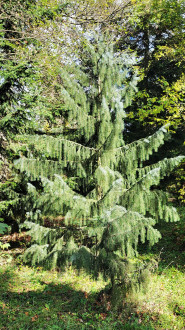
[0,1,185,329]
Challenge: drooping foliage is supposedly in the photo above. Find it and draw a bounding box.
[14,35,183,289]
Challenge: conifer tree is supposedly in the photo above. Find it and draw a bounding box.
[14,35,183,293]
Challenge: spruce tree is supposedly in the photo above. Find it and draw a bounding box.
[14,35,183,293]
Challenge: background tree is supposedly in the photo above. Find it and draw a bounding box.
[117,0,185,131]
[116,0,185,204]
[0,0,62,232]
[0,0,33,232]
[0,0,75,232]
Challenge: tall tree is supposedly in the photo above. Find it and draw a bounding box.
[14,36,183,297]
[118,0,185,130]
[0,0,69,232]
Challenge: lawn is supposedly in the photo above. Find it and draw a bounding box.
[0,217,185,329]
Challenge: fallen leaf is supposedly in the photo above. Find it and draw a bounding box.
[100,313,107,320]
[84,292,88,299]
[31,314,39,322]
[76,318,84,323]
[106,301,111,311]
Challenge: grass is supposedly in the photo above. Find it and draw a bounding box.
[127,267,185,329]
[0,260,149,330]
[0,257,184,329]
[0,215,185,329]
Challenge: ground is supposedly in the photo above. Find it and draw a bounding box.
[0,217,185,329]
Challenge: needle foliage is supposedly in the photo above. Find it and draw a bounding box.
[14,35,183,292]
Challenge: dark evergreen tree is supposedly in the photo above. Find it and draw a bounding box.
[0,0,65,232]
[14,36,183,294]
[0,0,38,233]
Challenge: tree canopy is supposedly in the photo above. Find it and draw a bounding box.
[11,36,183,295]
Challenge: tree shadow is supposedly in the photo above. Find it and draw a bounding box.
[0,279,102,329]
[0,276,152,330]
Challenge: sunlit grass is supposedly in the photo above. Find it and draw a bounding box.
[0,242,185,329]
[126,267,185,329]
